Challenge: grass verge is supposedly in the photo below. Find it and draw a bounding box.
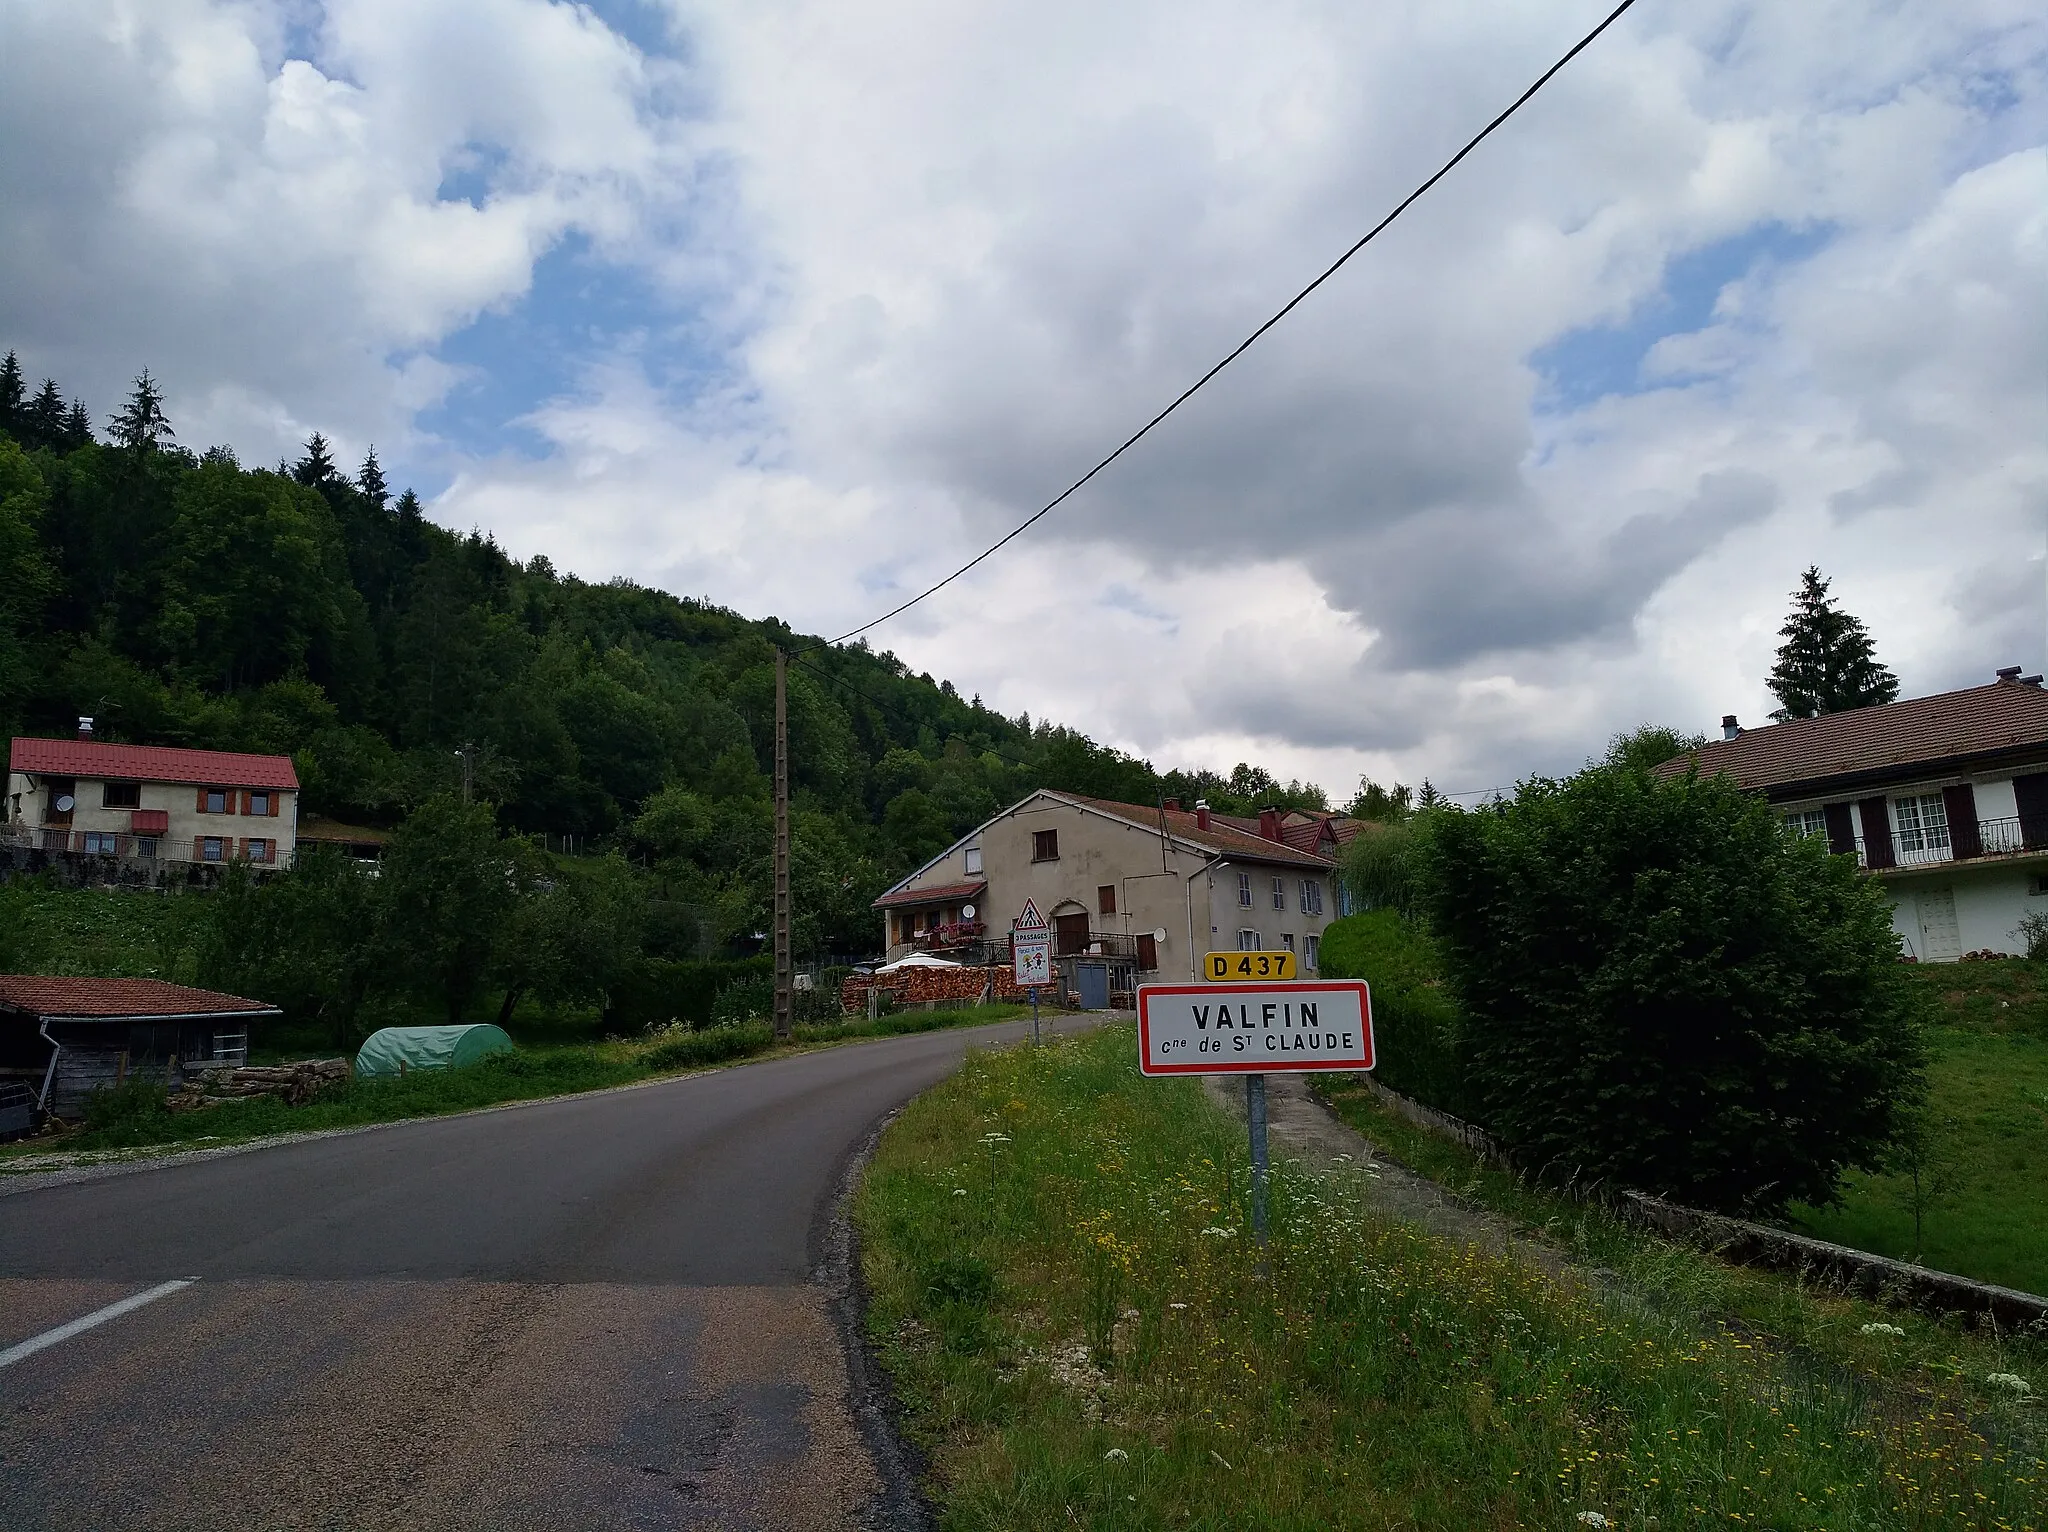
[861,1024,2045,1529]
[0,1002,1045,1165]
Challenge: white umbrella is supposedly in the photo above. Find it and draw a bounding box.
[874,953,963,973]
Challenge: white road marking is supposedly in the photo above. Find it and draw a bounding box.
[0,1279,199,1369]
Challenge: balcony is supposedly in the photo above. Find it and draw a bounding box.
[1850,816,2042,872]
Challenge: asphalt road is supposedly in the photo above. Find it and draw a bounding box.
[0,1013,1096,1531]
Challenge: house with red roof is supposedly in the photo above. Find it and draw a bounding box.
[1662,666,2048,961]
[872,789,1339,1007]
[5,720,300,874]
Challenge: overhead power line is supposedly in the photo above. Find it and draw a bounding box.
[808,0,1642,655]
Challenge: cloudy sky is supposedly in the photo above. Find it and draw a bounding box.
[3,0,2044,801]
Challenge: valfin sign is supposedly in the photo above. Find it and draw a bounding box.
[1137,981,1372,1075]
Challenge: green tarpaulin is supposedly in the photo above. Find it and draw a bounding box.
[354,1024,515,1078]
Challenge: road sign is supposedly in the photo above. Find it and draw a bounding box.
[1203,950,1295,982]
[1136,981,1372,1075]
[1015,897,1046,932]
[1013,933,1052,986]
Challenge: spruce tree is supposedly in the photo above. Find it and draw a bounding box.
[0,352,23,436]
[1766,566,1899,721]
[357,446,388,509]
[107,369,174,451]
[294,431,336,486]
[62,398,93,450]
[25,380,65,450]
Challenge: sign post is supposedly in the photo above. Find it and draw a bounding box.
[1137,973,1373,1266]
[1012,899,1051,1047]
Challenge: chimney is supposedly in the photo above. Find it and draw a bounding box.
[77,716,94,740]
[1194,799,1211,831]
[1258,807,1283,841]
[1721,715,1741,741]
[1162,798,1180,813]
[2025,675,2045,688]
[1998,666,2024,682]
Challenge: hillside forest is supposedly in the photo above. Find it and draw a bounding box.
[0,358,1340,962]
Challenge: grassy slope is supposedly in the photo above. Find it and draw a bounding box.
[1793,963,2048,1295]
[862,1024,2045,1531]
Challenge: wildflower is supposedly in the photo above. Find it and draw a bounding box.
[1859,1322,1905,1338]
[1200,1226,1236,1239]
[1985,1373,2032,1396]
[951,1188,968,1197]
[1576,1514,1609,1528]
[1103,1448,1129,1463]
[1169,1302,1188,1310]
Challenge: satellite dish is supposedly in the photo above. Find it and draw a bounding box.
[961,903,976,919]
[54,794,75,813]
[1152,928,1168,942]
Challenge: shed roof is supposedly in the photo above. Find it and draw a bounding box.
[0,976,277,1020]
[10,737,299,790]
[1661,677,2048,796]
[873,880,986,910]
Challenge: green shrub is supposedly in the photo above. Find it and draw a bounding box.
[78,1077,176,1144]
[607,955,773,1030]
[1420,764,1927,1216]
[1316,909,1467,1112]
[641,1020,774,1070]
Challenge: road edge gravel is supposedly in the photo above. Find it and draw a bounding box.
[820,1102,938,1532]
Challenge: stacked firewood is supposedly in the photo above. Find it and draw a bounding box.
[167,1059,352,1112]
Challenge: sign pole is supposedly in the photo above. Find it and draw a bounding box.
[1246,1072,1270,1268]
[1029,986,1040,1046]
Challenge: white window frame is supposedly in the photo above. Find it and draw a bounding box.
[1280,933,1295,952]
[1304,934,1320,971]
[201,837,227,862]
[1271,876,1286,911]
[1237,929,1261,951]
[1299,878,1324,915]
[1891,793,1950,854]
[963,844,982,875]
[1781,807,1828,840]
[1237,872,1252,908]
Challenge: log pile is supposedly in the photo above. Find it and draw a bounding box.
[167,1058,352,1112]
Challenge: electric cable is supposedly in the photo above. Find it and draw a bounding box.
[803,0,1642,655]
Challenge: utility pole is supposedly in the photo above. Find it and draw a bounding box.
[455,743,474,803]
[773,647,793,1040]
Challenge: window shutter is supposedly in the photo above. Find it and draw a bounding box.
[1136,933,1157,970]
[196,787,208,813]
[2016,773,2048,852]
[1822,802,1856,856]
[1941,784,1982,860]
[269,792,281,818]
[193,836,205,861]
[1856,797,1895,869]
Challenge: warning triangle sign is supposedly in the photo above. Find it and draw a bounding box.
[1014,897,1046,931]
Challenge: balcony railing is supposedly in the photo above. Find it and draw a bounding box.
[1849,815,2038,870]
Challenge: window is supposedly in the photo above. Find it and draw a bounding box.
[200,837,227,862]
[1097,883,1117,916]
[1299,878,1324,915]
[1304,934,1320,971]
[1237,929,1261,951]
[243,838,272,864]
[1892,793,1951,854]
[249,791,272,816]
[1237,872,1252,907]
[101,781,140,809]
[1280,933,1295,952]
[1338,883,1356,917]
[1032,829,1059,861]
[203,788,230,814]
[81,832,118,854]
[1782,807,1828,840]
[1271,876,1286,911]
[963,844,982,874]
[135,836,158,859]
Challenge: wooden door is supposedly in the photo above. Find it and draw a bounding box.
[1054,913,1089,955]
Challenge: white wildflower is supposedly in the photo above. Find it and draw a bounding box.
[1103,1448,1129,1463]
[1168,1302,1189,1311]
[1200,1226,1236,1238]
[1576,1514,1610,1528]
[1986,1372,2033,1395]
[1859,1323,1905,1337]
[951,1188,968,1197]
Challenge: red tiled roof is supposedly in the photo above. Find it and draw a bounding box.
[0,976,277,1019]
[10,738,299,790]
[873,880,986,910]
[1063,795,1333,868]
[1663,679,2048,796]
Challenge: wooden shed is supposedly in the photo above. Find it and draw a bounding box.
[0,976,280,1121]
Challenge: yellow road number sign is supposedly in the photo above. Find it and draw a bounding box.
[1204,950,1296,982]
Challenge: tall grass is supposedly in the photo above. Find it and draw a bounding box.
[860,1025,2045,1530]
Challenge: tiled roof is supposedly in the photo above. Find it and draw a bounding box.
[873,880,986,910]
[1663,679,2048,796]
[10,738,299,790]
[1062,795,1333,868]
[0,976,277,1019]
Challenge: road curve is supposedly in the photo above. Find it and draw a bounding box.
[0,1013,1096,1531]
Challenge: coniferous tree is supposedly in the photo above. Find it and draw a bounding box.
[107,370,174,452]
[25,380,65,450]
[357,447,388,509]
[0,352,23,436]
[61,399,93,451]
[1766,567,1899,721]
[294,431,337,486]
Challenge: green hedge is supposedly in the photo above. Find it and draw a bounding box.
[640,1020,776,1070]
[1316,910,1469,1115]
[607,956,773,1030]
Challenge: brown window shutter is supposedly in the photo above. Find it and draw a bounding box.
[1822,802,1856,856]
[2016,773,2048,851]
[193,836,205,861]
[1136,933,1157,970]
[1942,784,1981,860]
[196,787,208,813]
[1857,797,1895,869]
[270,792,281,818]
[238,791,250,815]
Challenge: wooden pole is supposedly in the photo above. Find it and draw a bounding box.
[773,647,793,1040]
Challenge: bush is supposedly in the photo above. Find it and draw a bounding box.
[1316,910,1468,1113]
[641,1020,774,1071]
[607,955,773,1030]
[1419,764,1926,1216]
[79,1077,176,1145]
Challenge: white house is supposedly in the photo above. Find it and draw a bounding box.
[1670,667,2048,960]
